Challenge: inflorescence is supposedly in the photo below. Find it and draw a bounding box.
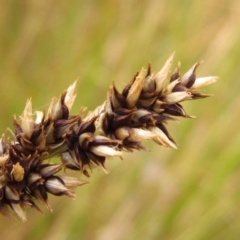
[0,53,217,220]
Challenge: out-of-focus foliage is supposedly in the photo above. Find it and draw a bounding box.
[0,0,240,239]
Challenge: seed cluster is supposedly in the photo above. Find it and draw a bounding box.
[0,53,217,220]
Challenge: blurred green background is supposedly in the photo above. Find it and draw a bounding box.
[1,0,240,239]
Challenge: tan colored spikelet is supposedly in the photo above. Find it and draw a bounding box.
[20,99,34,139]
[64,80,77,110]
[126,68,146,108]
[155,52,175,92]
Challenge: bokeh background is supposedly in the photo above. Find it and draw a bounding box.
[0,0,240,239]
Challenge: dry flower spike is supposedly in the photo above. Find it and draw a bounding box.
[0,54,217,221]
